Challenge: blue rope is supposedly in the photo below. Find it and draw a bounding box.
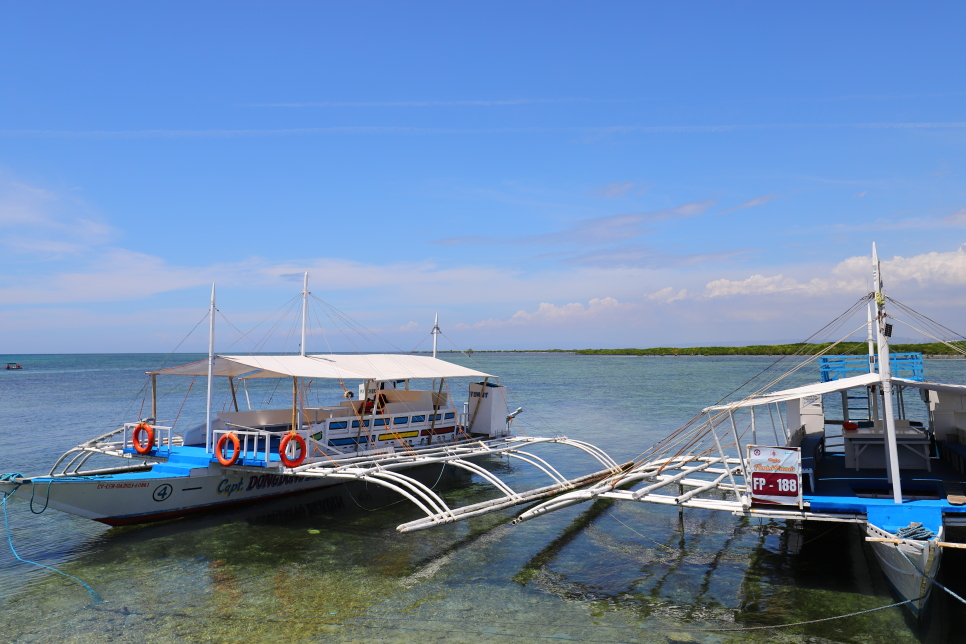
[1,475,102,604]
[897,543,966,607]
[896,521,935,541]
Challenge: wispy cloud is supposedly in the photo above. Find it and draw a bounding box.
[3,122,966,139]
[0,177,116,259]
[592,181,650,199]
[715,193,780,216]
[434,199,716,247]
[824,207,966,234]
[564,245,751,269]
[243,98,638,108]
[942,209,966,226]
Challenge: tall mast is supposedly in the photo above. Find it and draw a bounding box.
[432,313,440,359]
[205,284,216,453]
[301,271,309,357]
[872,244,902,503]
[866,301,876,373]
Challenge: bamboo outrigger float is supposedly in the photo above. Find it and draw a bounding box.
[0,275,625,530]
[515,245,966,617]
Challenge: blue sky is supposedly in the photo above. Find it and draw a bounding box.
[1,2,965,352]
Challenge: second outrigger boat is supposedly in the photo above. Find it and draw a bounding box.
[0,277,624,531]
[515,245,966,618]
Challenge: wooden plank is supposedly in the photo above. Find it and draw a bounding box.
[866,537,966,549]
[944,480,966,506]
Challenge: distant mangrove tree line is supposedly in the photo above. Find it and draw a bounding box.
[573,342,964,356]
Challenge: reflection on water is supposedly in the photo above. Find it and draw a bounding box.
[2,353,965,643]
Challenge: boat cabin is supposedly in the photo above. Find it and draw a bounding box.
[707,353,966,508]
[133,354,510,468]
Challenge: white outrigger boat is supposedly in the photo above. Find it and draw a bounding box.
[515,245,966,618]
[0,277,624,531]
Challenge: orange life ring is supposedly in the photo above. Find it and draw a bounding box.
[133,423,154,454]
[279,432,306,468]
[216,432,241,466]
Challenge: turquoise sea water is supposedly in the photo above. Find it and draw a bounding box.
[1,353,965,643]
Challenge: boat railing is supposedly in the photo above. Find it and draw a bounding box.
[819,352,924,382]
[216,424,276,467]
[122,422,175,456]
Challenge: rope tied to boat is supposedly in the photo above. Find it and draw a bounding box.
[1,475,102,604]
[896,546,966,607]
[690,595,924,631]
[896,521,935,540]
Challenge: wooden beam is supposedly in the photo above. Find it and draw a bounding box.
[865,537,966,549]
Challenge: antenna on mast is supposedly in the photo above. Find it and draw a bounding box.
[432,313,440,359]
[301,272,309,357]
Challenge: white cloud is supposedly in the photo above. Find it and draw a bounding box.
[646,287,688,303]
[703,245,966,298]
[458,297,632,329]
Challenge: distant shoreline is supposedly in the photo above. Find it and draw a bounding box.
[423,342,966,357]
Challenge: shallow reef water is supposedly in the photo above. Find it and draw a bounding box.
[1,353,965,643]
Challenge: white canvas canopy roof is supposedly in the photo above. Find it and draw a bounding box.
[705,371,966,412]
[149,354,492,381]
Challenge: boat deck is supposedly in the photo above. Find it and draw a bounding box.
[804,449,966,531]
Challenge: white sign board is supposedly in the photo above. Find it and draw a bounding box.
[747,445,802,508]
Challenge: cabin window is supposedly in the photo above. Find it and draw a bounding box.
[351,420,370,428]
[432,414,442,421]
[374,418,388,427]
[394,417,408,424]
[444,412,455,420]
[329,421,348,430]
[411,415,426,422]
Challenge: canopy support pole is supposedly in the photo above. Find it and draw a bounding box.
[151,374,157,421]
[750,407,757,444]
[243,379,252,411]
[775,403,788,442]
[428,378,445,444]
[767,404,780,444]
[706,412,741,501]
[205,284,216,453]
[728,410,749,476]
[292,377,298,432]
[229,376,239,412]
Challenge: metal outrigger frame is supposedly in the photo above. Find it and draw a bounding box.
[265,435,630,532]
[513,454,866,526]
[45,425,630,532]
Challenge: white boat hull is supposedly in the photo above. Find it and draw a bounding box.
[0,467,344,526]
[865,522,943,617]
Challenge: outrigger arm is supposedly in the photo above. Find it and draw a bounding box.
[272,436,628,532]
